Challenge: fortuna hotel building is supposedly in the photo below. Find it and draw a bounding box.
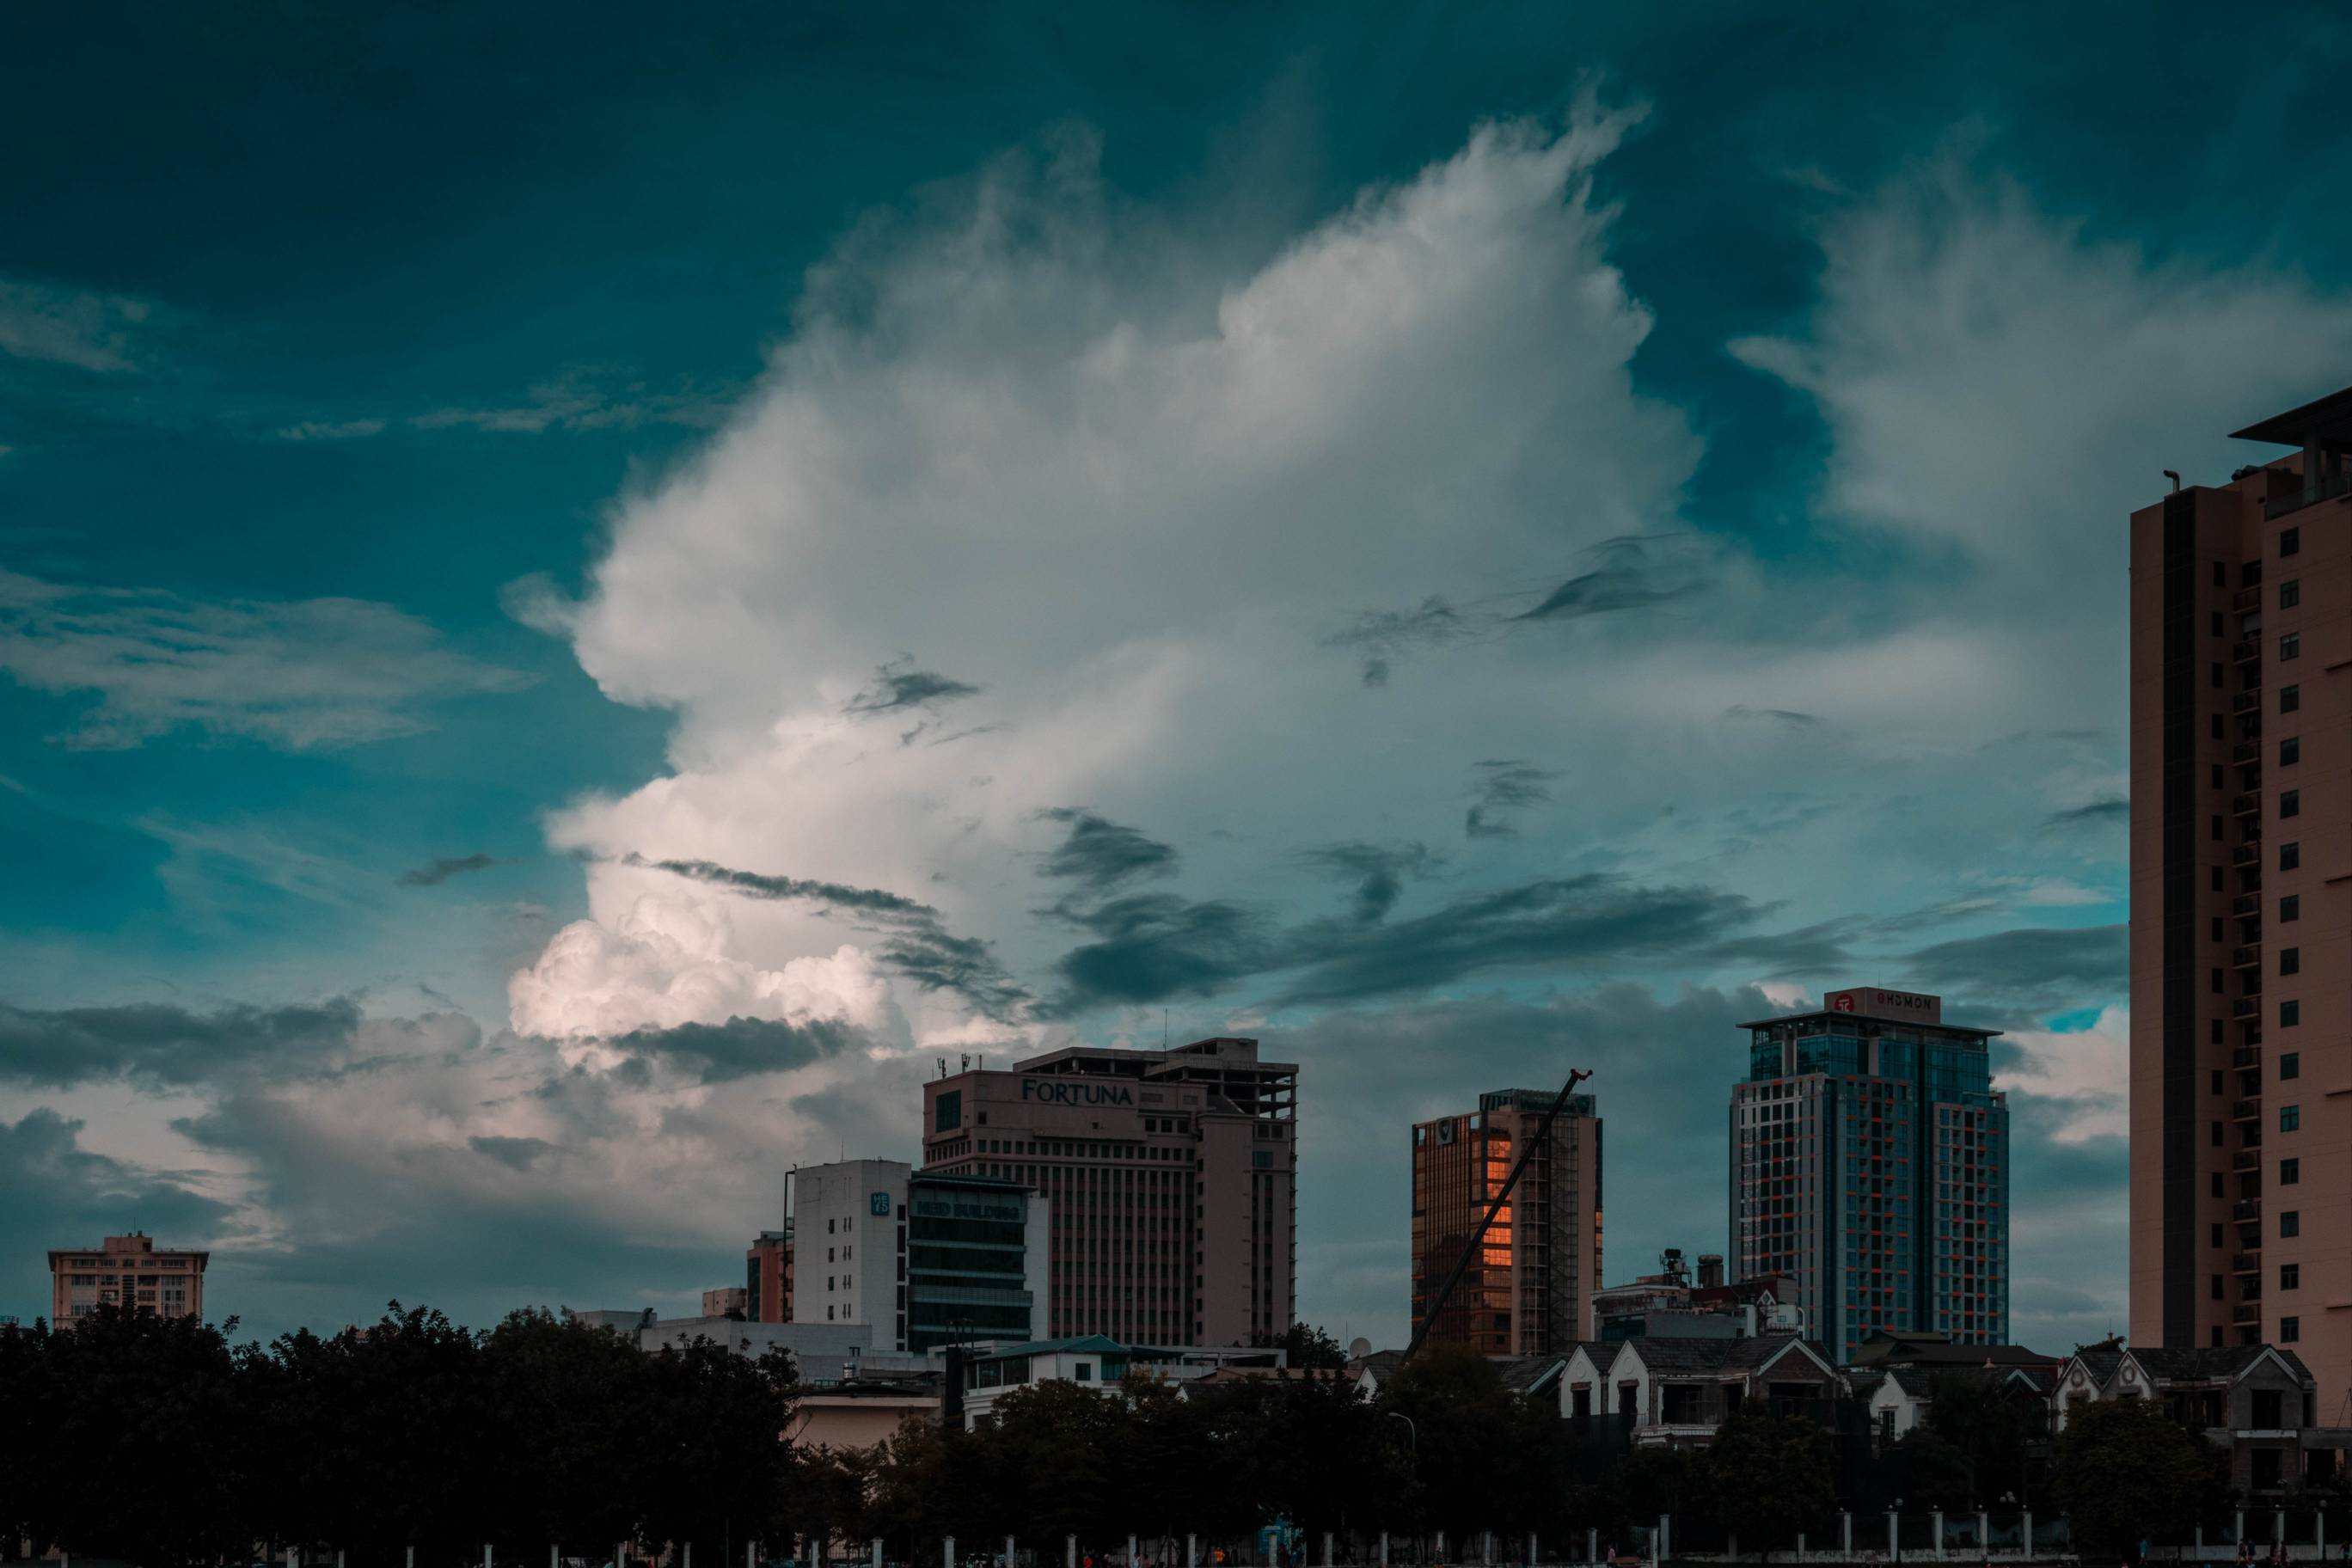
[921,1037,1297,1348]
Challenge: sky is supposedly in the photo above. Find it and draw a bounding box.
[5,0,2352,1351]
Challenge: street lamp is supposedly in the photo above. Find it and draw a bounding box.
[1387,1412,1418,1453]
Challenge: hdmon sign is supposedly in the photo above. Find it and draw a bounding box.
[1824,988,1941,1023]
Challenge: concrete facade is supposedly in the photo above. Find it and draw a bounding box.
[48,1232,206,1327]
[922,1037,1297,1347]
[1410,1087,1602,1354]
[2130,386,2352,1424]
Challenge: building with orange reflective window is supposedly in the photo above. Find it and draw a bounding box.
[1410,1087,1602,1355]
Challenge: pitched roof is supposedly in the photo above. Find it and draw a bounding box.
[1620,1332,1826,1378]
[2128,1344,2315,1387]
[1494,1354,1567,1394]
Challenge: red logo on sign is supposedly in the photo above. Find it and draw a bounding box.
[1831,994,1856,1012]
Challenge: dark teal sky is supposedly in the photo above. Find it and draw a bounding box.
[4,0,2349,1347]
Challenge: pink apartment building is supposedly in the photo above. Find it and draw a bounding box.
[921,1036,1297,1348]
[2129,382,2352,1418]
[48,1232,208,1326]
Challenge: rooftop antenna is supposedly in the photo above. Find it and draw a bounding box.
[1163,1008,1169,1049]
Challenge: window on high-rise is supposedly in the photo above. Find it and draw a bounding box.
[2282,894,2300,922]
[2282,1316,2300,1343]
[2281,579,2300,609]
[2282,1000,2300,1026]
[2282,948,2300,977]
[2281,633,2301,661]
[2282,684,2300,713]
[2282,1265,2300,1290]
[2281,1052,2300,1081]
[2281,842,2300,872]
[2281,790,2300,818]
[2282,1211,2300,1239]
[2281,737,2300,766]
[2281,1106,2300,1132]
[2281,1158,2300,1185]
[2282,526,2301,557]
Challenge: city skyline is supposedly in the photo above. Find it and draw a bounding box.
[6,2,2352,1351]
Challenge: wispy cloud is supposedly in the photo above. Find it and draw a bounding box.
[0,276,152,373]
[398,853,505,887]
[0,568,533,750]
[1464,758,1555,839]
[844,658,983,716]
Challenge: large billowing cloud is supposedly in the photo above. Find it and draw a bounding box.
[21,104,2350,1351]
[472,106,2352,1349]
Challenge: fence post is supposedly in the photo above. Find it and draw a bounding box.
[2021,1514,2031,1556]
[947,1536,956,1568]
[1070,1537,1078,1568]
[1528,1534,1536,1566]
[1977,1514,1988,1556]
[873,1542,884,1568]
[1933,1512,1944,1560]
[1484,1533,1494,1566]
[1841,1515,1853,1558]
[2237,1514,2247,1547]
[2275,1512,2287,1547]
[1797,1534,1805,1564]
[1381,1534,1391,1567]
[1188,1534,1197,1568]
[1656,1517,1669,1566]
[487,1548,495,1568]
[1886,1513,1897,1561]
[2319,1514,2328,1558]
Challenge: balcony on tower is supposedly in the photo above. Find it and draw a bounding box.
[2232,943,2263,970]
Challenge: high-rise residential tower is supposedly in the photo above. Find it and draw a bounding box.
[2129,383,2352,1416]
[921,1036,1297,1347]
[1410,1087,1602,1354]
[1731,987,2008,1363]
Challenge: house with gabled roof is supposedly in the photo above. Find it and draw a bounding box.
[1598,1332,1841,1449]
[2051,1340,2339,1494]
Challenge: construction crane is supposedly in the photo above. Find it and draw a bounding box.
[1404,1066,1593,1361]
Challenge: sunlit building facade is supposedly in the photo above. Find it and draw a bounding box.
[1410,1087,1602,1355]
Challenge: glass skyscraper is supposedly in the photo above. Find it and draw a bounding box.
[1731,987,2009,1362]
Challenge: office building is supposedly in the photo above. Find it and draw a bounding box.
[1409,1087,1602,1354]
[793,1158,914,1338]
[701,1286,748,1319]
[48,1232,207,1326]
[1732,986,2009,1363]
[922,1036,1297,1346]
[905,1168,1044,1351]
[744,1159,1043,1351]
[2130,383,2352,1418]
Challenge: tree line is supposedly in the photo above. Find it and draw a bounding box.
[0,1306,2268,1568]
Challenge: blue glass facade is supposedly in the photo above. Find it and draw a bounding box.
[1732,992,2009,1361]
